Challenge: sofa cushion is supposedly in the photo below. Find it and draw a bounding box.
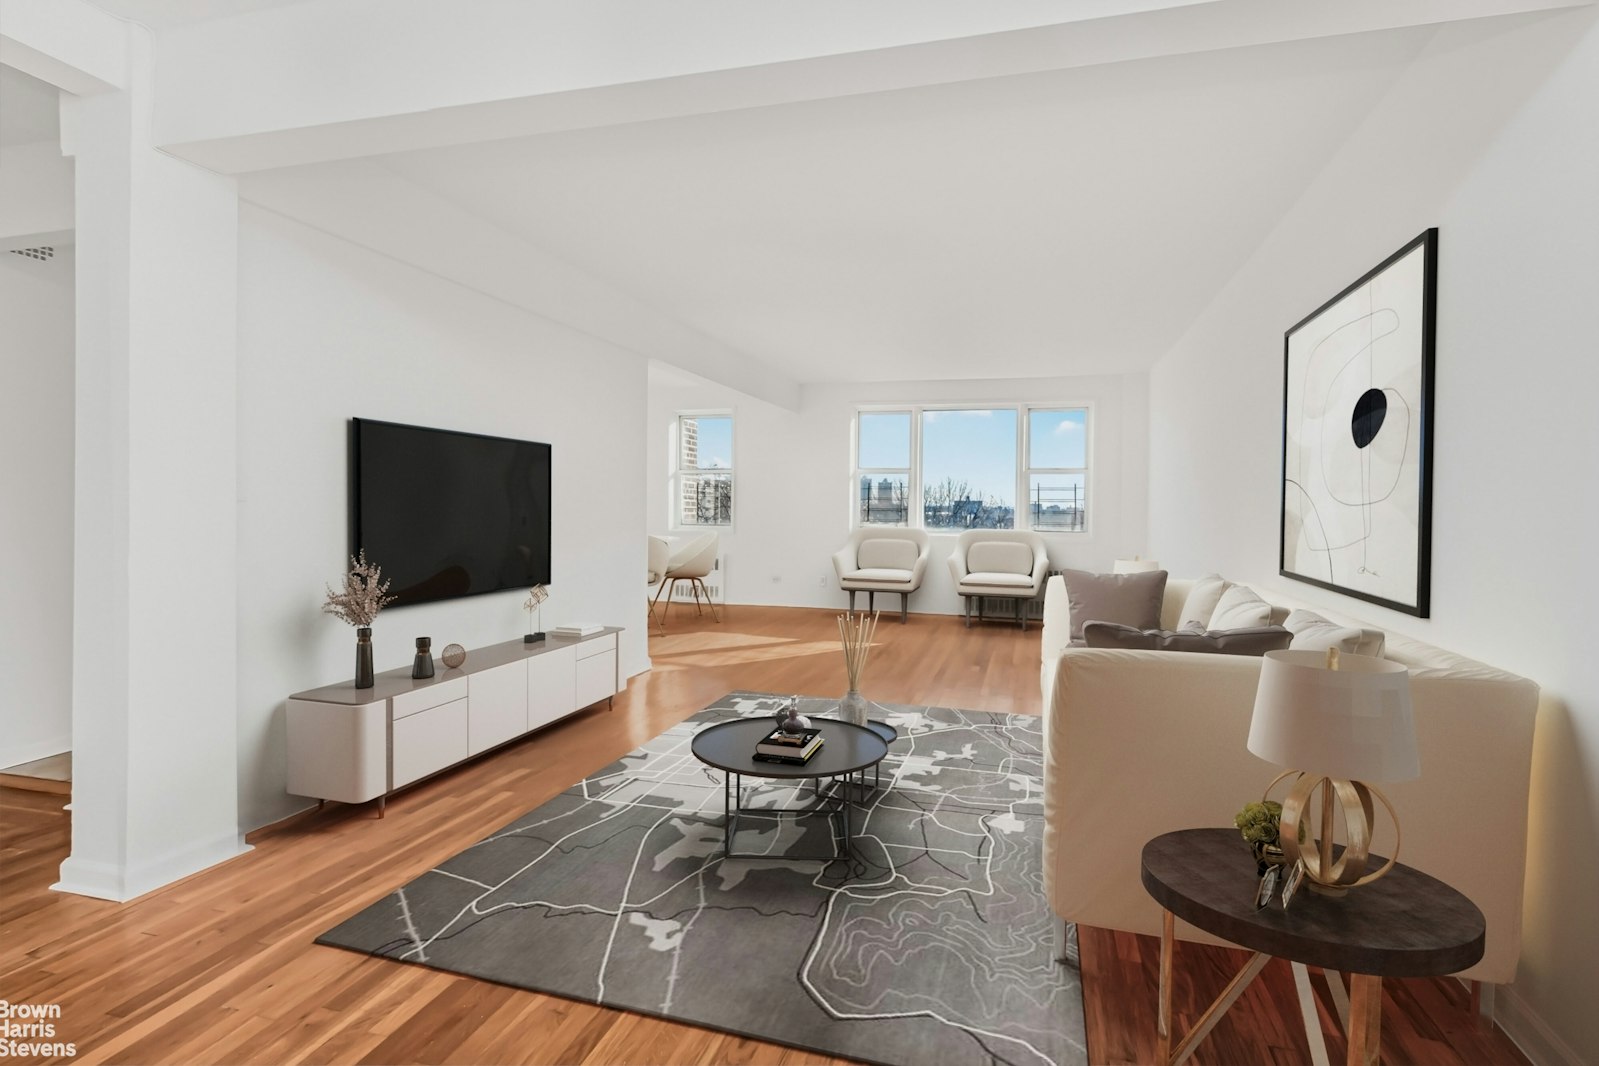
[856,538,919,571]
[1284,609,1386,657]
[1083,622,1292,656]
[961,571,1037,589]
[843,567,914,583]
[1284,609,1362,654]
[1209,585,1271,629]
[966,541,1035,575]
[1062,568,1167,641]
[1177,574,1231,630]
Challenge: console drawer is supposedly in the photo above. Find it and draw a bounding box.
[392,696,468,787]
[391,676,468,720]
[575,648,617,709]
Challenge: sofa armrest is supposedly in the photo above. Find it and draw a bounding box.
[831,544,855,580]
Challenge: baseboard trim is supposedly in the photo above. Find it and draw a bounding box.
[53,832,252,902]
[1497,985,1584,1066]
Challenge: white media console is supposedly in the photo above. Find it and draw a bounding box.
[286,627,623,815]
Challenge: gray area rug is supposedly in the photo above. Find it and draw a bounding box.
[317,692,1085,1066]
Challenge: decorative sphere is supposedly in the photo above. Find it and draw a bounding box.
[441,643,467,669]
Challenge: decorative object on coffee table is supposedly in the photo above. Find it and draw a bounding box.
[322,549,395,690]
[1281,228,1437,617]
[523,584,549,643]
[440,642,467,669]
[836,610,879,726]
[776,694,811,732]
[411,637,434,679]
[1248,648,1418,896]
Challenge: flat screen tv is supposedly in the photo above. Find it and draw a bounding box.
[350,418,551,606]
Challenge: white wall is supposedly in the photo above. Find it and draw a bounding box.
[1147,11,1599,1064]
[647,368,1149,614]
[0,245,73,769]
[236,207,649,830]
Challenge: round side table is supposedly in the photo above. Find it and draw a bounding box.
[1141,828,1484,1066]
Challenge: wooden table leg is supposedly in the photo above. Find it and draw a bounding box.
[1347,973,1382,1066]
[1292,962,1332,1066]
[1158,909,1175,1064]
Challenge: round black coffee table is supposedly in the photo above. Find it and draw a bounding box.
[1141,828,1485,1066]
[692,717,888,861]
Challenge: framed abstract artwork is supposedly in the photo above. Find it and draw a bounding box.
[1280,228,1437,617]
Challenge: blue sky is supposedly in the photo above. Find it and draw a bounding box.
[689,415,733,469]
[858,408,1085,507]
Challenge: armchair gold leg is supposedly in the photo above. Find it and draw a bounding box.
[697,577,720,622]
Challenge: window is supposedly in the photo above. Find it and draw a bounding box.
[674,414,733,526]
[855,411,911,526]
[1026,408,1088,531]
[922,408,1017,529]
[851,405,1089,532]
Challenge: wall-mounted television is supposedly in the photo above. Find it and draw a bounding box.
[350,418,551,606]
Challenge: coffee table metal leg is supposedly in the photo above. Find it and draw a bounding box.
[1347,974,1382,1066]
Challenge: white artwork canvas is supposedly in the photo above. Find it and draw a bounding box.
[1281,230,1436,616]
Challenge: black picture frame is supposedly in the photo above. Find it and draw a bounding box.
[1279,228,1437,617]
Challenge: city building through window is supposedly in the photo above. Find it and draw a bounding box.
[854,405,1088,532]
[675,413,733,527]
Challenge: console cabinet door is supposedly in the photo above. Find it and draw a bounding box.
[527,646,576,731]
[574,646,617,710]
[469,659,529,755]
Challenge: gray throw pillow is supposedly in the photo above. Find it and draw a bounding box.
[1083,622,1292,656]
[1062,568,1168,641]
[1209,585,1272,629]
[1177,574,1231,630]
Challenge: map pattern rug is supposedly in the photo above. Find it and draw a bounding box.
[316,692,1085,1066]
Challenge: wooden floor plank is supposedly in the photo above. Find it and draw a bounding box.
[1,605,1528,1065]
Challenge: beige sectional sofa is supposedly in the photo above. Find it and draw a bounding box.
[1038,574,1539,989]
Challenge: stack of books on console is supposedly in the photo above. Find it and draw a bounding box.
[753,727,824,764]
[551,623,605,638]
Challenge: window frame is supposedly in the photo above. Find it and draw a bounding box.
[671,410,736,530]
[850,402,1092,534]
[1022,404,1092,534]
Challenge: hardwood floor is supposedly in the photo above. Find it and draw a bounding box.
[0,605,1527,1065]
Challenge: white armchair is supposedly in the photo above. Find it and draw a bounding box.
[831,529,930,623]
[947,530,1048,630]
[652,533,720,624]
[646,534,671,634]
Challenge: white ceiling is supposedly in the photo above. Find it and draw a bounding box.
[86,0,314,29]
[377,26,1437,384]
[0,66,61,147]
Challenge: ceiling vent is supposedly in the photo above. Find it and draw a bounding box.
[8,246,55,261]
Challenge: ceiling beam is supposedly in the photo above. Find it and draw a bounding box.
[0,0,126,94]
[154,0,1594,174]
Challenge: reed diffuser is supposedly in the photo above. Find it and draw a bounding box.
[837,610,879,726]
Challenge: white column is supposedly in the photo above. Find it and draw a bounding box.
[54,27,248,901]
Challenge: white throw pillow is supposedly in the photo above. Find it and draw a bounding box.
[1209,585,1271,630]
[1178,574,1231,630]
[1284,610,1363,654]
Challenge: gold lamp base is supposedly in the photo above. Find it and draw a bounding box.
[1267,769,1402,894]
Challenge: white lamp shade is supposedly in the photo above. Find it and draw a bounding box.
[1248,649,1419,782]
[1112,558,1161,574]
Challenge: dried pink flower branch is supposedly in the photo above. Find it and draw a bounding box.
[322,550,397,627]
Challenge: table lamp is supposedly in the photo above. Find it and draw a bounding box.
[1247,648,1418,896]
[1112,556,1161,574]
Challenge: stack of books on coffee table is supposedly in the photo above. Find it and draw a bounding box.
[753,726,824,764]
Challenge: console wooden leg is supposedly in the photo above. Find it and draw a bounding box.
[377,794,386,819]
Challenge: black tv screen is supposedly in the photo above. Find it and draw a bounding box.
[350,418,551,606]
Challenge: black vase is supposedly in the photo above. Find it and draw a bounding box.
[412,636,435,679]
[355,627,375,689]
